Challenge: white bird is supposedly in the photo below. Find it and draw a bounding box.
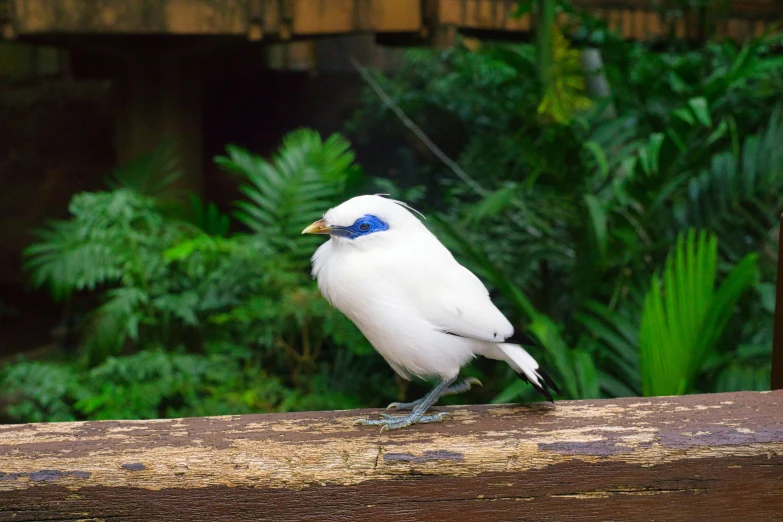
[302,195,558,431]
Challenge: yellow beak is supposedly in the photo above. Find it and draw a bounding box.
[302,218,332,235]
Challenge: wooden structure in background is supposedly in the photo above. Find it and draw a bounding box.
[439,0,781,42]
[0,390,781,520]
[1,0,779,193]
[3,0,780,42]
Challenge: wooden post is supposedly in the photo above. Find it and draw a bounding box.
[113,49,203,195]
[773,213,783,390]
[1,391,781,520]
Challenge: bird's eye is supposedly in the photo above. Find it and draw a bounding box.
[359,223,371,231]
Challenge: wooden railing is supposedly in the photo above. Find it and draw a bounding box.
[1,390,781,520]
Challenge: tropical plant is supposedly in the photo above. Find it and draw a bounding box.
[7,12,782,423]
[216,129,364,258]
[347,28,782,401]
[638,230,757,396]
[3,129,396,423]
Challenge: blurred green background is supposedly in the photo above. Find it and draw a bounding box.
[1,2,781,422]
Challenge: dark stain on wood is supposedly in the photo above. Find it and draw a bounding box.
[0,469,91,482]
[384,450,465,463]
[538,441,633,456]
[121,463,146,471]
[659,427,783,449]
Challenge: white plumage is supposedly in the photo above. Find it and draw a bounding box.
[303,194,557,430]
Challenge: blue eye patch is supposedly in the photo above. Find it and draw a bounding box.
[330,214,389,239]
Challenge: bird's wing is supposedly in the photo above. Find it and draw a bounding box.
[397,245,517,344]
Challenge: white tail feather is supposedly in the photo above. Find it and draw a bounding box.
[498,343,544,388]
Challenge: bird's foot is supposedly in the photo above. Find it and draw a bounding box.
[353,411,451,432]
[386,377,482,411]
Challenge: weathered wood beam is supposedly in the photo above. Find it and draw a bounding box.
[1,391,781,521]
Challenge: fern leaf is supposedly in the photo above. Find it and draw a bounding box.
[639,229,757,396]
[215,129,363,258]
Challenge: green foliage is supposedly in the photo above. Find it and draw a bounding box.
[216,130,362,257]
[25,190,173,302]
[3,347,290,421]
[106,143,182,198]
[3,362,81,422]
[188,195,231,237]
[639,230,757,396]
[349,28,782,401]
[537,25,593,124]
[4,129,395,423]
[6,16,782,423]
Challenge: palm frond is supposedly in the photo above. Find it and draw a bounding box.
[24,190,166,300]
[674,106,783,259]
[638,229,757,396]
[107,143,182,198]
[215,129,363,258]
[187,195,231,237]
[576,299,642,395]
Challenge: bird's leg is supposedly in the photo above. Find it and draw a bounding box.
[385,377,482,411]
[354,377,457,432]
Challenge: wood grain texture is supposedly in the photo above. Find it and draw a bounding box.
[0,391,782,521]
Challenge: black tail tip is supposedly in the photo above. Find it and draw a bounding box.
[538,368,561,396]
[516,368,559,403]
[506,331,537,347]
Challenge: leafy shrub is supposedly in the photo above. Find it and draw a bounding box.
[348,31,782,400]
[2,129,395,423]
[5,18,781,422]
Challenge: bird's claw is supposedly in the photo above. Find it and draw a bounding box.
[385,402,401,411]
[465,377,483,387]
[425,411,452,423]
[353,411,452,432]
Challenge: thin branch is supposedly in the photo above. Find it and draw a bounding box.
[347,55,488,197]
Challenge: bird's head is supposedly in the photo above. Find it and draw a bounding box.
[302,195,425,246]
